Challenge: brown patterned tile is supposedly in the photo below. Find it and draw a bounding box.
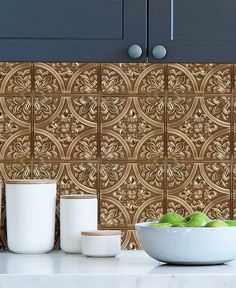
[0,164,6,183]
[167,96,230,160]
[0,206,7,250]
[101,97,164,160]
[168,64,232,94]
[0,61,234,251]
[0,97,31,161]
[233,96,236,160]
[121,230,141,250]
[33,162,98,199]
[54,204,60,249]
[0,62,32,94]
[167,162,231,219]
[2,162,31,180]
[232,164,236,219]
[99,162,164,229]
[34,95,97,160]
[101,64,165,95]
[34,63,98,94]
[97,229,141,250]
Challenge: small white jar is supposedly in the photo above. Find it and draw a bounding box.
[60,195,97,253]
[81,230,121,257]
[6,179,57,254]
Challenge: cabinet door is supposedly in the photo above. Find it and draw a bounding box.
[149,0,236,62]
[0,0,147,62]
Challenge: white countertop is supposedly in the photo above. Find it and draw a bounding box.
[0,250,236,288]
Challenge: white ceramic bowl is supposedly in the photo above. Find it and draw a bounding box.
[136,222,236,265]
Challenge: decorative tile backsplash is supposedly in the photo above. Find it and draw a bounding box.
[0,62,234,250]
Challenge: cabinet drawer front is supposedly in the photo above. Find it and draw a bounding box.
[173,0,236,41]
[0,0,122,39]
[0,0,147,62]
[149,0,236,62]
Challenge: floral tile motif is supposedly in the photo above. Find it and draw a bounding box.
[0,164,6,182]
[99,162,164,229]
[0,97,31,161]
[2,162,31,180]
[34,63,98,94]
[0,207,7,250]
[233,96,236,160]
[101,97,164,160]
[33,162,97,199]
[167,162,231,219]
[98,229,141,250]
[232,164,236,218]
[0,62,32,94]
[101,64,165,95]
[54,204,60,249]
[34,95,97,160]
[168,64,232,94]
[167,95,231,160]
[121,230,141,250]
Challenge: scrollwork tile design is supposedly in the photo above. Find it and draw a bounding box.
[101,64,165,95]
[168,64,232,94]
[0,62,235,250]
[167,95,231,160]
[167,163,231,219]
[101,97,164,160]
[33,162,97,199]
[0,62,32,94]
[0,97,31,161]
[100,162,164,229]
[34,63,98,94]
[34,95,97,160]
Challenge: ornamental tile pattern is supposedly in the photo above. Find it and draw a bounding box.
[0,63,235,249]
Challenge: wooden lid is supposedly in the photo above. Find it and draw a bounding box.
[81,230,121,236]
[5,179,57,184]
[60,194,97,200]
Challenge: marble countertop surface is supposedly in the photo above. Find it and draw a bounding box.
[0,250,236,288]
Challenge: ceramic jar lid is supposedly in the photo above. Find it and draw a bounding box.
[60,194,97,200]
[5,179,57,184]
[81,230,121,236]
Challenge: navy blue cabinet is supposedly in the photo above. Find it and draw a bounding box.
[149,0,236,63]
[1,0,236,62]
[0,0,147,62]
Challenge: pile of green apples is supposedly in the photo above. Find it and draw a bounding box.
[149,212,236,228]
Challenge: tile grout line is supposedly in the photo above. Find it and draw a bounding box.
[163,63,168,214]
[231,64,235,219]
[30,62,36,179]
[97,64,102,227]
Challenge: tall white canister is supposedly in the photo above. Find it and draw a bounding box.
[6,179,57,254]
[60,195,97,253]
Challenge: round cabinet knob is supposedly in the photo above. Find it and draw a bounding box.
[152,45,167,59]
[128,44,143,59]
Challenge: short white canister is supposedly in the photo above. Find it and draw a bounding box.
[60,195,97,253]
[81,230,121,257]
[6,179,57,254]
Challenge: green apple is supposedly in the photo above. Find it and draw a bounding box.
[172,223,187,227]
[225,220,236,227]
[149,222,172,228]
[205,220,229,228]
[184,212,210,227]
[159,213,184,225]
